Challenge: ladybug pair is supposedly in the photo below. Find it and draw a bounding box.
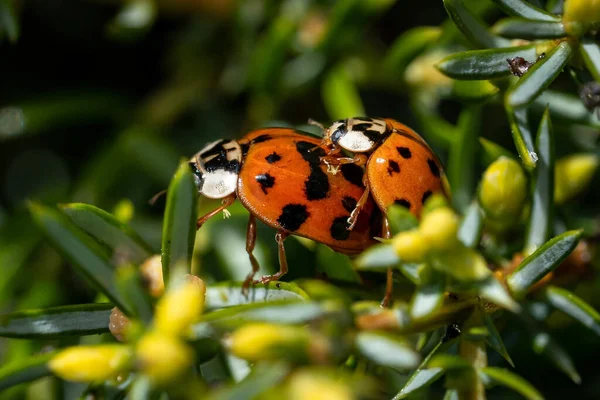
[188,118,448,304]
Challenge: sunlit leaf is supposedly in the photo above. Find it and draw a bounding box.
[355,332,421,369]
[524,108,554,254]
[506,105,537,169]
[410,269,445,320]
[479,367,543,400]
[204,281,309,311]
[387,204,419,235]
[477,276,520,312]
[355,243,399,270]
[507,230,582,298]
[506,41,574,108]
[206,361,290,400]
[428,354,472,370]
[322,64,365,120]
[492,18,566,39]
[580,38,600,83]
[0,304,112,338]
[161,161,198,284]
[544,285,600,336]
[443,0,511,48]
[490,0,560,21]
[458,201,483,248]
[532,90,600,128]
[437,45,538,80]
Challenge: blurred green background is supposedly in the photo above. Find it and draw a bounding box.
[2,0,600,398]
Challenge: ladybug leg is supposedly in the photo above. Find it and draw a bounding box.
[346,169,371,230]
[196,194,236,229]
[380,218,394,308]
[254,232,289,285]
[242,214,261,293]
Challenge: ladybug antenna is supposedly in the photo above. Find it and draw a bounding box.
[148,189,167,206]
[307,118,326,131]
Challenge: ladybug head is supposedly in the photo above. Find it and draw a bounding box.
[325,117,388,153]
[189,139,242,199]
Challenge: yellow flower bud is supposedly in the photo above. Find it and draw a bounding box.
[49,345,132,382]
[405,50,452,90]
[431,245,490,282]
[554,153,599,205]
[287,371,354,400]
[140,255,164,297]
[154,275,206,336]
[479,156,527,223]
[136,331,194,385]
[392,230,429,263]
[227,323,315,362]
[563,0,600,35]
[419,207,459,251]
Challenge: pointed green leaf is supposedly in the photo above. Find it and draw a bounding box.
[383,26,442,73]
[478,276,520,312]
[437,45,538,80]
[322,64,365,120]
[458,201,483,248]
[452,80,499,101]
[506,105,537,169]
[490,0,559,21]
[533,90,600,128]
[0,303,112,338]
[61,203,153,264]
[443,389,459,400]
[355,243,399,270]
[28,202,131,314]
[506,41,574,108]
[0,352,55,391]
[479,367,543,400]
[410,269,445,320]
[387,204,419,235]
[448,106,480,212]
[206,361,290,400]
[580,38,600,83]
[355,332,421,369]
[428,354,472,370]
[507,230,582,298]
[443,0,511,48]
[492,18,566,39]
[483,313,514,366]
[525,108,554,254]
[544,285,600,336]
[532,330,581,383]
[479,137,515,167]
[116,265,154,324]
[161,160,198,285]
[205,281,308,311]
[316,244,362,283]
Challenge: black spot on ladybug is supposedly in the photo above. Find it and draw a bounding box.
[330,216,351,241]
[255,173,275,194]
[265,152,281,164]
[342,196,357,213]
[240,143,250,156]
[340,164,364,188]
[394,199,411,209]
[353,123,375,131]
[421,190,432,205]
[330,123,347,145]
[387,160,400,175]
[277,204,309,231]
[296,141,330,200]
[397,146,412,159]
[443,323,462,342]
[428,159,440,178]
[251,134,272,144]
[352,123,385,143]
[199,140,240,173]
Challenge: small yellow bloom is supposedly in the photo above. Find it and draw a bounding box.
[227,323,312,362]
[479,156,527,224]
[136,331,194,385]
[287,371,354,400]
[419,207,459,251]
[554,153,599,205]
[49,345,132,382]
[392,230,429,263]
[563,0,600,35]
[154,275,206,336]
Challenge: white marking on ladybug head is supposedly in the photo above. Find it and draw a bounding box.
[189,139,242,199]
[326,118,388,153]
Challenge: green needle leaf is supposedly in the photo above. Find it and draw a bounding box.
[0,352,55,391]
[61,203,153,265]
[355,243,399,270]
[443,0,511,48]
[161,160,198,285]
[28,202,131,314]
[544,286,600,336]
[506,41,574,108]
[355,332,421,369]
[580,38,600,83]
[479,137,516,167]
[490,0,560,21]
[479,367,543,400]
[525,108,554,254]
[204,282,308,311]
[0,304,112,338]
[322,64,365,120]
[410,269,445,320]
[532,90,600,128]
[506,105,537,169]
[383,26,442,74]
[507,230,582,298]
[483,313,514,367]
[458,201,483,248]
[492,18,566,39]
[437,45,538,80]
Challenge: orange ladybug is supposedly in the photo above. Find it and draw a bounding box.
[189,128,381,287]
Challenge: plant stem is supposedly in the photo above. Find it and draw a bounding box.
[458,310,487,400]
